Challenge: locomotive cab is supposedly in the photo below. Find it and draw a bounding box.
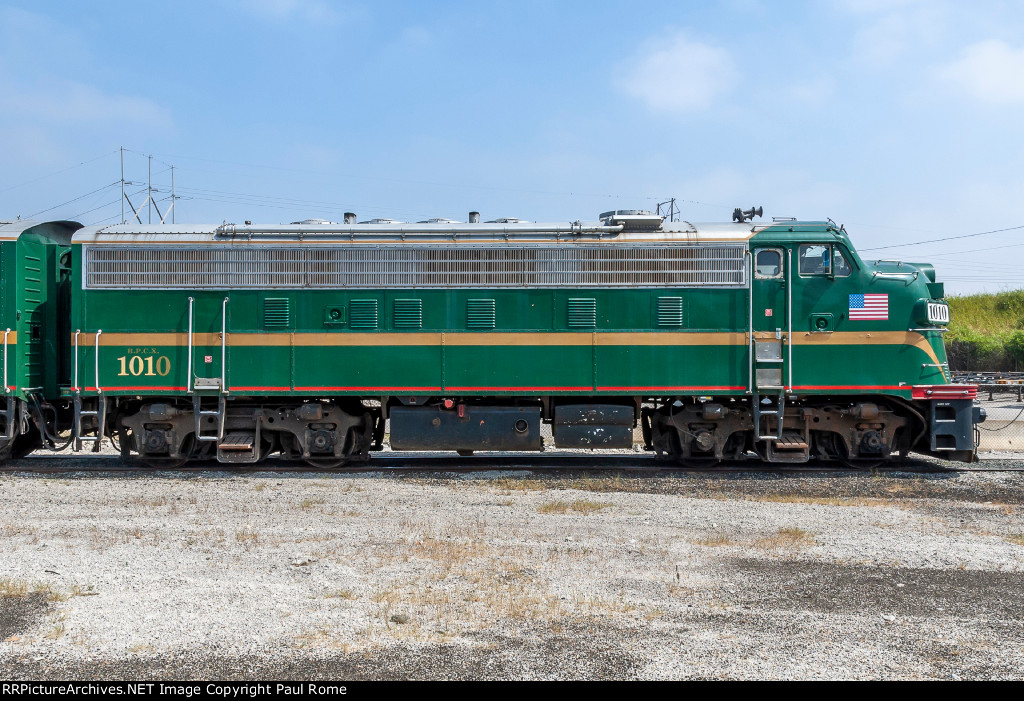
[740,223,981,463]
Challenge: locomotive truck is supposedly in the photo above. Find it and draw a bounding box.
[0,209,984,467]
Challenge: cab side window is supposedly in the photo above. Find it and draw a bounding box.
[754,249,783,279]
[798,244,831,275]
[833,247,852,276]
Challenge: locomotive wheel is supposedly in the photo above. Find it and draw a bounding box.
[302,456,349,469]
[836,454,884,471]
[10,425,42,459]
[131,434,195,470]
[302,426,359,468]
[829,434,884,471]
[138,455,191,470]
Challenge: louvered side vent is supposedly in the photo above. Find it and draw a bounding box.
[84,244,747,289]
[466,299,496,329]
[568,298,597,328]
[349,300,379,329]
[263,298,290,328]
[656,297,684,327]
[393,299,423,329]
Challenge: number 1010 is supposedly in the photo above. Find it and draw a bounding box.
[117,355,171,376]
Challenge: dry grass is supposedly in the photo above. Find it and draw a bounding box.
[489,478,549,493]
[235,526,261,547]
[537,499,611,515]
[43,622,66,640]
[755,494,899,508]
[690,534,736,547]
[0,578,62,600]
[415,536,493,567]
[755,526,816,550]
[1005,534,1024,546]
[487,476,636,495]
[0,523,37,537]
[574,476,631,493]
[299,497,327,511]
[689,527,816,552]
[0,578,31,598]
[324,588,358,600]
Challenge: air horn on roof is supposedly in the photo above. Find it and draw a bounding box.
[732,206,763,223]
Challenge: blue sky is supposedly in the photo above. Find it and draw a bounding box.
[1,0,1023,293]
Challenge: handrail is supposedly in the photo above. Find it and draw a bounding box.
[746,251,753,395]
[187,297,194,393]
[221,297,229,394]
[73,330,80,391]
[3,328,10,395]
[787,248,793,393]
[94,330,103,393]
[216,222,625,238]
[872,271,919,281]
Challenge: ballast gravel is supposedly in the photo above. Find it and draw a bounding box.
[1,459,1024,680]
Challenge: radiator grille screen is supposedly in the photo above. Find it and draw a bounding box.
[567,298,597,328]
[84,244,747,289]
[656,297,685,327]
[466,299,496,329]
[349,300,379,329]
[392,299,423,329]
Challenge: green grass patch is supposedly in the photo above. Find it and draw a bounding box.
[946,291,1024,371]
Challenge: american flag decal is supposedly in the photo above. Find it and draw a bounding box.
[849,293,888,320]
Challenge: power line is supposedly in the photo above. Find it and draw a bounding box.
[69,188,148,222]
[26,181,121,218]
[860,224,1024,252]
[0,150,119,195]
[68,198,122,220]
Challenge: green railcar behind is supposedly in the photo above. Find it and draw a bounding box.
[0,220,78,459]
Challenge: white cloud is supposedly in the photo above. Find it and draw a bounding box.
[0,66,171,129]
[833,0,949,66]
[937,39,1024,104]
[615,31,737,114]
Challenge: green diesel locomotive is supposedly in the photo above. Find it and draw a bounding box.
[0,209,984,466]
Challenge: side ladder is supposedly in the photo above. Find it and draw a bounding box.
[1,398,16,442]
[752,391,786,441]
[74,393,107,452]
[193,393,226,445]
[73,330,107,451]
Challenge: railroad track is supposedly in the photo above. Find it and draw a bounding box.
[2,453,1022,474]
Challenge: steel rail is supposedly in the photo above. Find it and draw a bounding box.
[2,455,1020,474]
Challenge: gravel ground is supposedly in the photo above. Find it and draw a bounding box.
[1,459,1024,680]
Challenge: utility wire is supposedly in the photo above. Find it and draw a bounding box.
[0,150,119,194]
[69,188,148,222]
[26,181,121,218]
[861,224,1024,252]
